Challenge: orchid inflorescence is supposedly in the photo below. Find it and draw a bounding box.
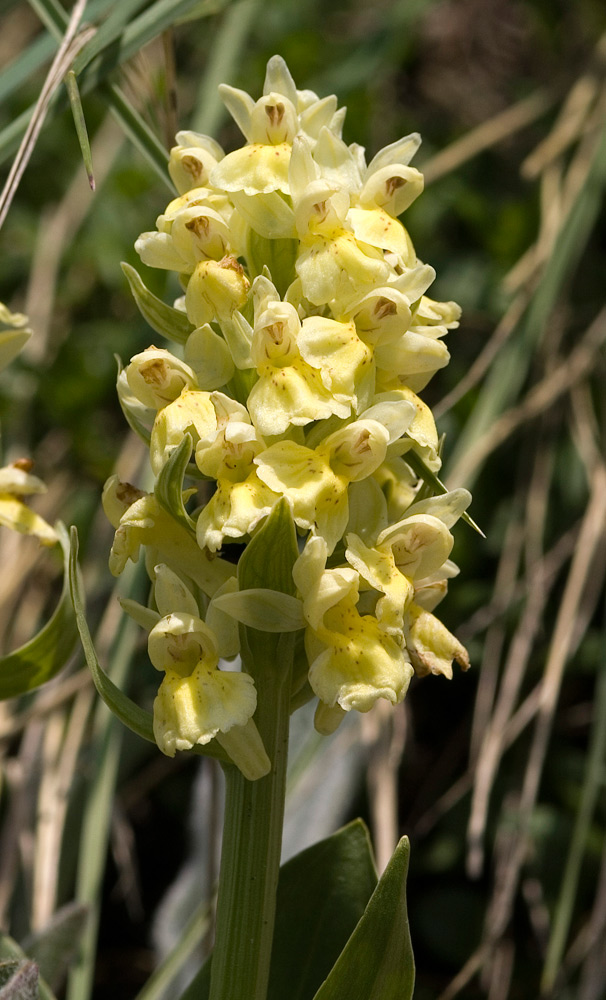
[104,55,471,779]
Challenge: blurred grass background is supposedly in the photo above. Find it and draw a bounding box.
[1,1,606,997]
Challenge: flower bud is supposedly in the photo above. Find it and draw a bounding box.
[125,347,197,409]
[185,256,250,327]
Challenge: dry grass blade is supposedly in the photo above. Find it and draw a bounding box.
[521,31,606,179]
[468,498,525,767]
[362,702,407,875]
[32,685,95,931]
[467,525,564,875]
[422,89,555,186]
[0,0,94,231]
[23,115,125,361]
[448,307,606,487]
[484,456,606,945]
[434,291,531,420]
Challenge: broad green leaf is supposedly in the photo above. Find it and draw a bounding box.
[177,820,377,1000]
[0,523,78,699]
[238,499,298,596]
[404,448,484,536]
[312,836,414,1000]
[68,526,156,745]
[121,262,195,345]
[211,588,305,632]
[268,820,378,1000]
[155,434,197,536]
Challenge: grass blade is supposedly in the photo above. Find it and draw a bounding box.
[64,70,95,189]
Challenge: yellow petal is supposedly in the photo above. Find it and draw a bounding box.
[210,142,292,195]
[247,360,350,436]
[404,603,470,678]
[345,533,414,636]
[153,662,257,756]
[0,495,57,545]
[308,602,413,712]
[195,473,277,552]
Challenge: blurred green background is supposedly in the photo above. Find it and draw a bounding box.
[1,1,606,998]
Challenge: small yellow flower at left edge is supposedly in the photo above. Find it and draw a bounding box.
[0,301,32,372]
[148,611,270,779]
[0,461,58,545]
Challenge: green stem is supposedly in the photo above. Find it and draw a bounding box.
[208,631,293,1000]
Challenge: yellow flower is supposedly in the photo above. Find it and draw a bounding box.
[0,462,57,545]
[293,535,413,727]
[135,188,241,273]
[185,255,250,327]
[149,611,269,777]
[103,480,235,595]
[344,533,414,639]
[125,347,198,410]
[404,603,470,679]
[0,301,31,372]
[255,418,391,553]
[307,599,413,715]
[150,387,217,474]
[196,472,278,553]
[168,131,225,194]
[246,295,374,435]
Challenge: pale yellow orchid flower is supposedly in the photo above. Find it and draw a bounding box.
[148,611,268,778]
[293,535,413,732]
[404,603,470,679]
[255,417,391,553]
[0,462,57,545]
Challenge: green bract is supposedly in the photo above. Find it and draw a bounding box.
[105,55,472,776]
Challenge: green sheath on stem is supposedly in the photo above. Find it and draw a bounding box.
[208,500,299,1000]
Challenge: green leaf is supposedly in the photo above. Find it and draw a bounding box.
[64,71,94,189]
[211,588,305,632]
[69,0,149,75]
[312,836,414,1000]
[404,448,484,536]
[178,820,377,1000]
[156,434,197,536]
[121,262,195,345]
[0,0,207,170]
[103,83,171,189]
[68,526,156,744]
[268,820,378,1000]
[238,499,298,596]
[0,523,78,699]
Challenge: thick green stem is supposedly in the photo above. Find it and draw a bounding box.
[208,631,293,1000]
